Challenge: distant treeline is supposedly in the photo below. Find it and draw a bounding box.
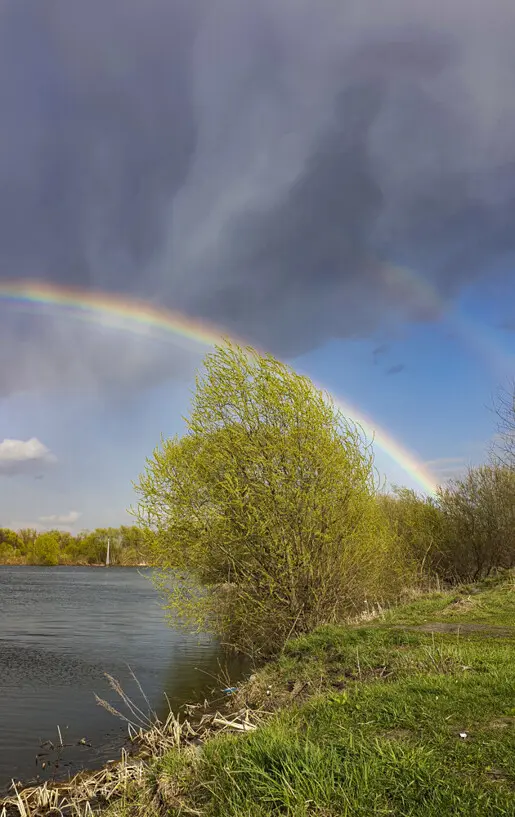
[0,525,151,566]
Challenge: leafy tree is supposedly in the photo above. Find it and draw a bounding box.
[29,531,61,566]
[16,528,38,556]
[74,529,110,564]
[379,488,446,581]
[53,531,73,562]
[0,528,22,552]
[118,525,148,564]
[133,342,409,657]
[0,528,22,562]
[437,465,515,581]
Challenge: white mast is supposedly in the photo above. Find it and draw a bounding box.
[106,537,110,567]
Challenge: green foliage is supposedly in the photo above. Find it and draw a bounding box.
[0,524,150,566]
[133,342,410,657]
[379,467,515,587]
[0,527,22,550]
[28,531,61,566]
[116,525,148,564]
[0,528,23,561]
[16,528,38,555]
[378,488,445,580]
[58,526,148,566]
[437,465,515,582]
[77,530,111,565]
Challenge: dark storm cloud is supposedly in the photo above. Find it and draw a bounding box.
[0,0,200,293]
[1,0,515,392]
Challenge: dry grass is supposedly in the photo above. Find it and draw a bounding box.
[0,672,263,817]
[0,750,144,817]
[346,577,447,626]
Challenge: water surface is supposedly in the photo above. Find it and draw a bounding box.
[0,566,243,790]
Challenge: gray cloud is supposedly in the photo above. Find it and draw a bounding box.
[1,0,515,392]
[0,309,202,397]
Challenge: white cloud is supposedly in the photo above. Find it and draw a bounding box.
[0,437,56,476]
[39,510,82,525]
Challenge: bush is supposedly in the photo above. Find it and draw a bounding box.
[379,488,446,582]
[133,342,410,657]
[437,465,515,582]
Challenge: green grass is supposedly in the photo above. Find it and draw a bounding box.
[381,570,515,628]
[100,574,515,816]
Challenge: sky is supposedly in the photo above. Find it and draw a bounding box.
[0,0,514,533]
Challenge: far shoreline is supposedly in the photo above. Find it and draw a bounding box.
[0,562,152,568]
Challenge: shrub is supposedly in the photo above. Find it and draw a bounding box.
[132,342,410,657]
[437,465,515,582]
[379,488,446,582]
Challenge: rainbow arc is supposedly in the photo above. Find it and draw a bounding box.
[0,279,439,495]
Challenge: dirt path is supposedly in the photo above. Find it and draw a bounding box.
[394,622,515,637]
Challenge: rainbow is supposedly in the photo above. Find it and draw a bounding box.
[0,279,439,495]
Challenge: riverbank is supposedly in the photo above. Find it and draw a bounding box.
[2,571,515,816]
[0,560,151,567]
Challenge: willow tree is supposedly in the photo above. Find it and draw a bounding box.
[132,342,407,657]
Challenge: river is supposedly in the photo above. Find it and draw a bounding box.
[0,566,246,792]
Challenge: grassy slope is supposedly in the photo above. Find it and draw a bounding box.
[103,573,515,816]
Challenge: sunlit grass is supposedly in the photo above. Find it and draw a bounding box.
[127,629,515,816]
[382,570,515,627]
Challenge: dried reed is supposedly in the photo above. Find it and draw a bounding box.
[0,670,261,817]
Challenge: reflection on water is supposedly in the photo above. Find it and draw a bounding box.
[0,566,247,790]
